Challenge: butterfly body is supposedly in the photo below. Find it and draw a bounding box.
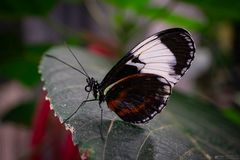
[46,28,195,124]
[83,28,195,123]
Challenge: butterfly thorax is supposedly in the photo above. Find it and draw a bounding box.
[85,77,104,102]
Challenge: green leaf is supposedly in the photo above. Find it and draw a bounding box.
[181,0,240,21]
[1,101,36,127]
[222,108,240,125]
[105,0,205,30]
[39,46,240,159]
[0,0,58,18]
[0,44,50,86]
[0,58,40,86]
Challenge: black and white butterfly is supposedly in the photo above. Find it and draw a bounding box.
[46,28,195,124]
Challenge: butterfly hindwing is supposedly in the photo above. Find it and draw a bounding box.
[105,73,171,123]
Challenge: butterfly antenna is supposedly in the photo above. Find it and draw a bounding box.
[45,54,88,78]
[64,43,90,78]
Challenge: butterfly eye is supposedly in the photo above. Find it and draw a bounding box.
[85,85,92,92]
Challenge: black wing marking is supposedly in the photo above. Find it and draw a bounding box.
[126,28,195,86]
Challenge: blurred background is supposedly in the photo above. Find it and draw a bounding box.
[0,0,240,159]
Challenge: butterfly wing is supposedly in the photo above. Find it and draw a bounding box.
[105,73,171,123]
[100,28,195,90]
[99,28,195,123]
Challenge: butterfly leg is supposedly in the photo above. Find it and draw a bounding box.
[63,92,97,123]
[98,103,105,141]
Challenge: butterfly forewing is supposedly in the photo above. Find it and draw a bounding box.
[100,28,195,123]
[127,28,195,86]
[100,28,195,89]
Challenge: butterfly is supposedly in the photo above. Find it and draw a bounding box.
[46,28,195,124]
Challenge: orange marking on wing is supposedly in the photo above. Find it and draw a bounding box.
[117,103,146,117]
[107,91,127,111]
[106,73,157,115]
[108,100,118,111]
[119,91,127,99]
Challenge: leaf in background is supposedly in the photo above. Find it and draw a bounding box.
[181,0,240,21]
[0,0,58,18]
[222,108,240,125]
[1,101,36,127]
[0,58,40,86]
[39,46,240,159]
[0,44,50,86]
[105,0,205,30]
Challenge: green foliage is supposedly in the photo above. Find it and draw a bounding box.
[181,0,240,21]
[40,47,240,159]
[0,44,50,86]
[0,58,39,86]
[106,0,205,30]
[1,101,36,127]
[223,108,240,125]
[0,0,58,18]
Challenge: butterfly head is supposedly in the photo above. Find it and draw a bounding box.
[85,77,100,99]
